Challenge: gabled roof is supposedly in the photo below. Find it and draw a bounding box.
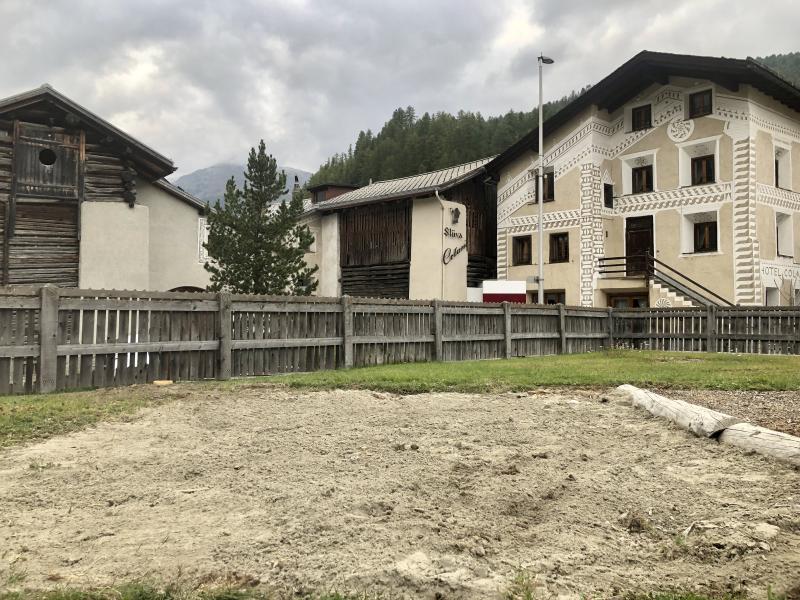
[153,178,206,212]
[487,51,800,173]
[0,84,176,179]
[310,156,494,211]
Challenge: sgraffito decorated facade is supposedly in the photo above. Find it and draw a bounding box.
[487,52,800,307]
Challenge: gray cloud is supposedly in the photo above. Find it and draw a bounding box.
[0,0,797,176]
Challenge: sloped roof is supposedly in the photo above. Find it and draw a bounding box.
[487,50,800,173]
[0,84,175,179]
[153,178,206,212]
[311,156,494,211]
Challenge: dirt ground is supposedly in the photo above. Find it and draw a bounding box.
[1,384,799,599]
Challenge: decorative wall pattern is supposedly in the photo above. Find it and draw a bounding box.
[495,81,800,306]
[756,183,800,211]
[579,163,603,307]
[666,115,694,142]
[497,88,687,227]
[496,233,508,280]
[507,209,581,232]
[614,183,731,214]
[731,137,761,305]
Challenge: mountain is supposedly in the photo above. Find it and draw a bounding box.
[174,163,312,206]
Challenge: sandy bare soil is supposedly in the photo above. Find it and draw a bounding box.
[1,384,799,599]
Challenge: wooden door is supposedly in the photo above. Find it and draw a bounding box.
[625,215,653,276]
[6,122,82,286]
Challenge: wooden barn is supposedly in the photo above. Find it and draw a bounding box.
[0,85,209,291]
[303,158,497,300]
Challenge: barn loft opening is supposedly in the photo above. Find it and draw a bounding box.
[39,148,57,166]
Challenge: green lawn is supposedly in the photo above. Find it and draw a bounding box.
[271,350,800,394]
[0,386,167,449]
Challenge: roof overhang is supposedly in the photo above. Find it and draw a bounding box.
[0,85,176,180]
[487,51,800,174]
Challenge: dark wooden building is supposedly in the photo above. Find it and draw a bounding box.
[303,158,497,299]
[0,85,208,290]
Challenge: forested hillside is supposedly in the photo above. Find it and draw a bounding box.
[308,91,583,187]
[758,52,800,86]
[309,53,800,188]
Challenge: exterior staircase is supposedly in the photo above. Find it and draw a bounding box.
[598,254,735,307]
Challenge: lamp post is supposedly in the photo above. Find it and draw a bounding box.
[537,54,554,305]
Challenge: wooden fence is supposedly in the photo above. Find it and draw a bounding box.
[0,286,799,395]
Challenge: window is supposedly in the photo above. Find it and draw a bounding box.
[681,210,718,254]
[603,183,614,209]
[512,235,532,266]
[775,146,791,189]
[776,212,793,258]
[631,165,653,194]
[39,148,57,166]
[534,171,555,203]
[544,290,566,305]
[765,287,780,307]
[688,90,712,118]
[693,221,718,253]
[691,155,715,185]
[608,294,648,308]
[549,232,569,263]
[198,217,209,263]
[313,190,326,203]
[631,105,652,131]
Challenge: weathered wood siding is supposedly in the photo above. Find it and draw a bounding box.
[339,199,411,298]
[0,118,140,288]
[447,178,497,286]
[3,291,800,396]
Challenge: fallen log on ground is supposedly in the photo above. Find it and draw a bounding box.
[614,384,800,468]
[614,384,742,437]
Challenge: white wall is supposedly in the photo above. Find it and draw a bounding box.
[409,196,467,301]
[79,202,150,290]
[136,179,210,291]
[318,212,341,297]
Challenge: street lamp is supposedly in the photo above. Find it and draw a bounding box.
[536,54,554,305]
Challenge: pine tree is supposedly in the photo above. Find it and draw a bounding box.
[203,140,318,295]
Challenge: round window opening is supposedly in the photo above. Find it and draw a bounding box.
[39,148,57,166]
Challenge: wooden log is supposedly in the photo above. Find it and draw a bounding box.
[614,384,742,437]
[719,423,800,467]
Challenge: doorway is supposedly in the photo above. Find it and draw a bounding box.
[625,215,653,276]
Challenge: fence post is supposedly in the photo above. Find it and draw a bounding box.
[503,302,512,358]
[217,292,232,380]
[607,307,615,349]
[706,304,717,353]
[558,303,567,354]
[433,299,443,361]
[341,295,354,368]
[38,285,59,393]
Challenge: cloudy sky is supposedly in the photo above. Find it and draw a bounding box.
[0,0,797,177]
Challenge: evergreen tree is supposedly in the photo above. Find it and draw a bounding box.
[307,94,575,188]
[204,140,318,295]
